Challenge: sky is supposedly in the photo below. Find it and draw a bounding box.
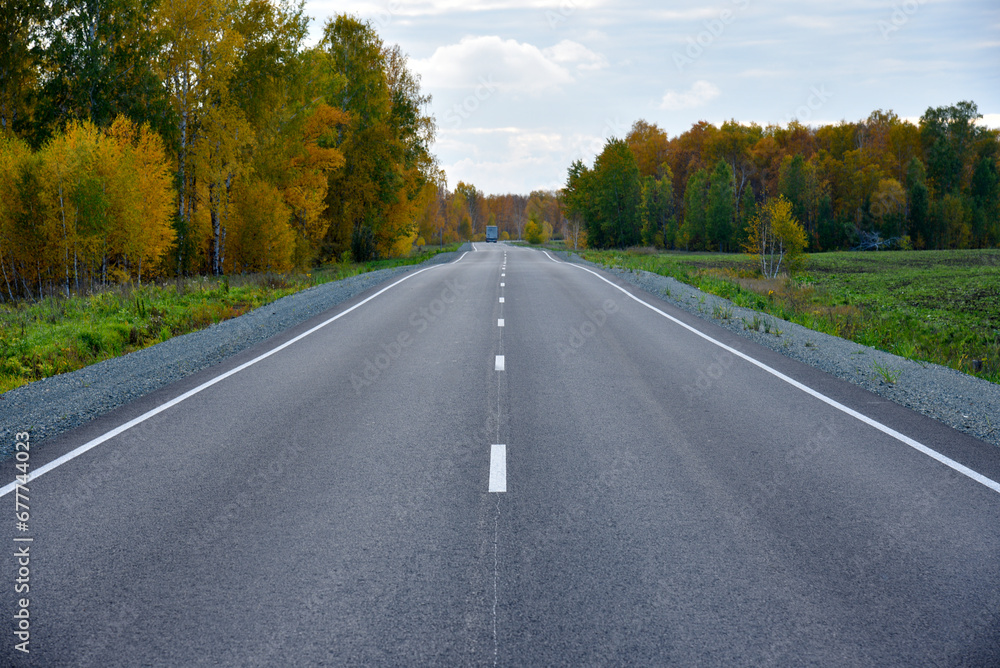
[300,0,1000,195]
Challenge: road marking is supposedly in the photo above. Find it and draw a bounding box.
[495,355,505,371]
[502,273,505,277]
[560,259,1000,496]
[501,283,505,287]
[498,319,505,327]
[0,264,445,499]
[499,297,505,303]
[489,444,507,493]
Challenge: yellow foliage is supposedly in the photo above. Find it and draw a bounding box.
[227,178,295,273]
[743,195,806,277]
[389,229,417,258]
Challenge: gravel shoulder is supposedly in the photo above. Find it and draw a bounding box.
[0,248,469,460]
[559,251,1000,450]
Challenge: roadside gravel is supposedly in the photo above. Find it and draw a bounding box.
[0,248,468,460]
[560,252,1000,450]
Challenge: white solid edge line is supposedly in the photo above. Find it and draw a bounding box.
[560,259,1000,496]
[489,444,507,493]
[495,355,505,371]
[0,264,444,499]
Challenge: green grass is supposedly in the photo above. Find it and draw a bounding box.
[579,248,1000,385]
[0,244,461,394]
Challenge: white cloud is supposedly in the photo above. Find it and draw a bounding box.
[660,80,721,111]
[543,40,608,72]
[412,36,604,94]
[977,113,1000,129]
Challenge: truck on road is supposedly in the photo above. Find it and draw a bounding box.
[486,225,498,243]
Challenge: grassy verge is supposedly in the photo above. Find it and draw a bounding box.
[0,244,461,394]
[578,247,1000,385]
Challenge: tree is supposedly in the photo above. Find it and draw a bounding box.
[743,196,806,278]
[625,120,669,178]
[0,0,46,139]
[227,177,294,272]
[680,167,708,250]
[778,153,822,246]
[38,0,170,141]
[869,177,907,240]
[455,181,483,236]
[706,159,735,251]
[920,101,981,196]
[158,0,244,275]
[970,144,1000,247]
[524,212,544,244]
[319,15,434,261]
[589,138,642,248]
[0,134,32,300]
[640,169,675,248]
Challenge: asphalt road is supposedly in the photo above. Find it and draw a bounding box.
[3,244,999,666]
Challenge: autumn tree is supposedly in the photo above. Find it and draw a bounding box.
[626,120,669,178]
[743,196,807,278]
[319,16,434,260]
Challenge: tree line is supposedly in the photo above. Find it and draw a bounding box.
[563,102,1000,252]
[410,184,563,248]
[0,2,437,301]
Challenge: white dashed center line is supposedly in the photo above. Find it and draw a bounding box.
[495,355,505,371]
[498,319,504,327]
[489,445,507,493]
[499,297,505,303]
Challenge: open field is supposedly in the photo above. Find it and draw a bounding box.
[0,245,460,394]
[578,248,1000,385]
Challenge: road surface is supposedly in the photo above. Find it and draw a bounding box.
[3,244,999,665]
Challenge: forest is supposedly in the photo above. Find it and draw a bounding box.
[2,0,997,304]
[563,102,1000,254]
[1,1,440,301]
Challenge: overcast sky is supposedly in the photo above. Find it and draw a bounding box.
[302,0,1000,195]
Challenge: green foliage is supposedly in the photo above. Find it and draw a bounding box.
[639,169,675,248]
[567,138,642,249]
[680,168,709,250]
[706,159,736,251]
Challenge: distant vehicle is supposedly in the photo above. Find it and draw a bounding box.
[486,225,498,243]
